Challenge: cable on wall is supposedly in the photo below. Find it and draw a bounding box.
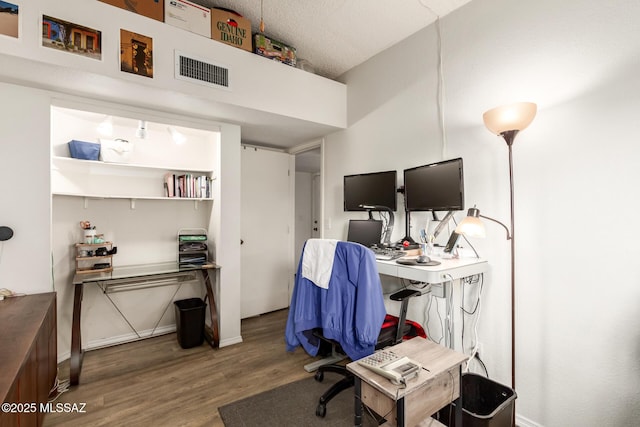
[418,0,447,159]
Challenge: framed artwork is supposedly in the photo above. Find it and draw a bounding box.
[42,15,102,60]
[0,1,19,38]
[120,29,153,78]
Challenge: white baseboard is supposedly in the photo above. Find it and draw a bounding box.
[517,413,544,427]
[57,325,177,364]
[219,335,243,347]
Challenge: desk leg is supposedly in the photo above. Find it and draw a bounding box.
[454,365,463,426]
[70,282,84,386]
[201,269,219,348]
[397,396,405,427]
[354,377,362,427]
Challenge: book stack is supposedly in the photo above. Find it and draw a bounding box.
[164,173,213,198]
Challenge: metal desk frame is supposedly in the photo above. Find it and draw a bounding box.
[70,262,220,386]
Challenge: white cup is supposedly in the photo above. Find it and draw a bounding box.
[84,229,96,243]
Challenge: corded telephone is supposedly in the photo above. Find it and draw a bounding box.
[357,350,421,385]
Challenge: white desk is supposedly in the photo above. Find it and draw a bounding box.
[377,257,487,349]
[376,256,487,284]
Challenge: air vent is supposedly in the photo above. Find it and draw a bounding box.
[174,51,231,90]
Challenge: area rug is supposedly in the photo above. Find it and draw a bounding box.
[218,372,381,427]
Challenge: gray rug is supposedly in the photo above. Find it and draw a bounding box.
[218,372,382,426]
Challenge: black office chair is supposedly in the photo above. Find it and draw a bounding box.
[284,239,425,418]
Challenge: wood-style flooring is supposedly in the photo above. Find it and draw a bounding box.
[43,309,317,427]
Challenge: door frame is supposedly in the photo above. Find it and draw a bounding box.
[289,139,324,301]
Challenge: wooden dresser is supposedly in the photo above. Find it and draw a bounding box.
[0,293,57,427]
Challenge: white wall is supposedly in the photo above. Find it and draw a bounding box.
[0,0,346,138]
[0,83,51,294]
[325,0,640,425]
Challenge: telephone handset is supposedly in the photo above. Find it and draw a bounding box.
[357,350,421,385]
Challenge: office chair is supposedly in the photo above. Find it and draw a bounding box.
[285,239,424,418]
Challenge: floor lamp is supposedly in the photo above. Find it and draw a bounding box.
[455,102,537,392]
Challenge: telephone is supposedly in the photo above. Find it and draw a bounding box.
[357,350,421,385]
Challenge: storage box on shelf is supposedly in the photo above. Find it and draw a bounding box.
[75,241,114,274]
[178,229,208,268]
[99,0,165,22]
[254,33,297,67]
[165,0,211,38]
[211,8,252,52]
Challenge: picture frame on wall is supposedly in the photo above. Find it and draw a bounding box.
[120,29,153,78]
[0,1,19,39]
[42,15,102,60]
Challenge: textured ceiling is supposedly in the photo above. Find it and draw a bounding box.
[192,0,473,79]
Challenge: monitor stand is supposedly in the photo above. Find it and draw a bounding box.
[397,210,419,249]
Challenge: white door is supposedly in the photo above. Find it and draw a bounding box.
[241,146,294,318]
[311,173,322,238]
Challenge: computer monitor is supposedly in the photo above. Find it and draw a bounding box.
[347,220,383,248]
[344,170,397,211]
[403,158,464,212]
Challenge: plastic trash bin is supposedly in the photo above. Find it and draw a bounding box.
[174,298,206,349]
[437,373,517,427]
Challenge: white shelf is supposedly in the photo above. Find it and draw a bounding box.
[51,157,215,204]
[52,192,213,201]
[51,156,215,174]
[50,106,218,208]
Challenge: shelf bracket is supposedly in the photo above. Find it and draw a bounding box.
[130,199,136,210]
[194,200,199,210]
[83,197,89,209]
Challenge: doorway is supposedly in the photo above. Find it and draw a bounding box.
[293,145,322,266]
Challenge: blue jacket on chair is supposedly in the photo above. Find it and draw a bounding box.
[285,239,386,361]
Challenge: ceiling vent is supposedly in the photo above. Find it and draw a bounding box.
[174,51,231,90]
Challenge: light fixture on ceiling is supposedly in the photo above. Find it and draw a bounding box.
[97,116,113,137]
[136,120,147,139]
[456,101,536,394]
[167,126,186,145]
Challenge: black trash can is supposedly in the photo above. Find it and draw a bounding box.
[437,373,517,427]
[174,298,206,349]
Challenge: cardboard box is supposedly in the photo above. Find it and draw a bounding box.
[99,0,164,22]
[254,33,296,67]
[210,8,252,52]
[165,0,211,38]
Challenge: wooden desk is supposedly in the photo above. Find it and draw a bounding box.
[347,338,467,427]
[70,262,220,386]
[0,293,57,427]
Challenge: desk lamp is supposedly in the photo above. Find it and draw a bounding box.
[456,102,536,392]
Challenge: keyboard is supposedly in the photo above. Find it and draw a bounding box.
[372,248,404,260]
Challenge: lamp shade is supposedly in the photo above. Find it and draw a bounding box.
[483,102,537,135]
[455,207,486,238]
[455,215,486,238]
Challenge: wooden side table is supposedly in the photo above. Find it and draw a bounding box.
[347,337,468,427]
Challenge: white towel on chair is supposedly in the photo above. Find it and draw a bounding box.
[301,239,338,289]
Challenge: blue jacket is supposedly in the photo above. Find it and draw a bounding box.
[285,240,385,360]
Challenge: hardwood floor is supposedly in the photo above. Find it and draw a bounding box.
[44,309,317,427]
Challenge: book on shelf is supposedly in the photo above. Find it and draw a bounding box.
[163,173,213,198]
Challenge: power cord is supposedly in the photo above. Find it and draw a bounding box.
[48,370,70,402]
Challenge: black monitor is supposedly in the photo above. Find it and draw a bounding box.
[343,170,397,211]
[403,158,464,212]
[347,220,383,248]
